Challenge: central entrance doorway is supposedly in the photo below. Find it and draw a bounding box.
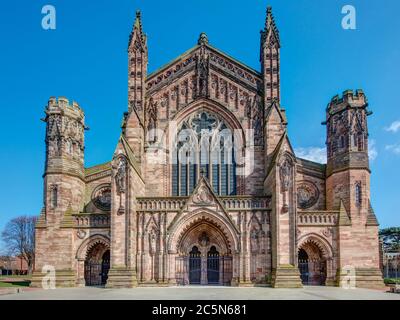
[174,217,234,286]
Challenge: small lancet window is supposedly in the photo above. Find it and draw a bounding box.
[357,134,364,151]
[339,136,345,149]
[355,182,362,207]
[50,185,58,208]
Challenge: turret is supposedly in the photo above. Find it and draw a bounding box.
[324,90,383,288]
[31,96,87,288]
[42,96,86,221]
[323,89,372,213]
[324,89,371,177]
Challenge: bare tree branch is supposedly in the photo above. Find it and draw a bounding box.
[1,216,37,274]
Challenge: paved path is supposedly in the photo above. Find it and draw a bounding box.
[1,286,400,300]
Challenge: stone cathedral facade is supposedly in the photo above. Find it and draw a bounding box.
[32,7,384,289]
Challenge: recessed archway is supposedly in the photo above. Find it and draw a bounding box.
[172,214,234,286]
[76,235,110,287]
[298,237,330,286]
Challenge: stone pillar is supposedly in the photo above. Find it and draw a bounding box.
[76,259,85,287]
[168,252,178,285]
[270,155,302,288]
[325,258,335,286]
[200,253,207,285]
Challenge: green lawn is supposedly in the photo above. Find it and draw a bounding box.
[0,275,31,280]
[0,281,30,288]
[0,275,32,288]
[384,278,400,284]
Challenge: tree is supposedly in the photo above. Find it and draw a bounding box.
[1,216,37,274]
[379,227,400,252]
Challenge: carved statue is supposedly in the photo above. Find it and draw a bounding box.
[250,229,259,253]
[193,186,213,205]
[149,229,157,254]
[197,51,209,98]
[279,158,292,191]
[115,157,127,194]
[198,232,210,247]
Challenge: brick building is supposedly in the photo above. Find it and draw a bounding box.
[31,7,384,288]
[0,256,28,275]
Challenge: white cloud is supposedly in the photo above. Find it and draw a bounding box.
[385,143,400,155]
[385,120,400,133]
[295,147,327,164]
[295,141,377,163]
[369,139,378,161]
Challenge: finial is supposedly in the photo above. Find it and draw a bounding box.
[198,32,208,45]
[134,10,142,28]
[263,5,280,44]
[129,9,146,50]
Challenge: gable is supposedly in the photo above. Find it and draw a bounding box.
[167,176,239,234]
[146,43,262,96]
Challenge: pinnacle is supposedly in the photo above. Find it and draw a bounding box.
[134,10,142,28]
[198,32,209,45]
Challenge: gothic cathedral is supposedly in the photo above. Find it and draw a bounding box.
[32,7,384,289]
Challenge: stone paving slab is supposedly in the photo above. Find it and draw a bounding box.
[0,286,400,300]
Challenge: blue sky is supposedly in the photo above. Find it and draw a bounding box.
[0,0,399,248]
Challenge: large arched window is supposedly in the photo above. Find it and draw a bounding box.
[172,111,236,196]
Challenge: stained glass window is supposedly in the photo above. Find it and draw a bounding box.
[171,112,237,196]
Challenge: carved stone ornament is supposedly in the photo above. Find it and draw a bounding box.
[193,186,213,205]
[196,49,209,98]
[250,229,259,253]
[321,227,332,238]
[77,230,86,239]
[115,157,127,194]
[198,232,210,247]
[92,184,111,211]
[149,229,157,254]
[297,181,320,209]
[279,158,292,192]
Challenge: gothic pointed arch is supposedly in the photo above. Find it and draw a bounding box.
[169,99,245,196]
[76,234,110,260]
[297,233,333,260]
[167,208,240,254]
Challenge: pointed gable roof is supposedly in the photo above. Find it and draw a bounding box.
[113,134,142,177]
[167,176,239,234]
[146,35,261,83]
[265,99,287,124]
[265,130,296,177]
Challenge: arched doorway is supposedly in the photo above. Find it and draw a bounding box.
[207,246,220,284]
[189,246,201,284]
[298,240,327,286]
[172,215,234,286]
[84,243,110,286]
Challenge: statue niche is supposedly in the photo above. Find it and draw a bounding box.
[114,156,127,214]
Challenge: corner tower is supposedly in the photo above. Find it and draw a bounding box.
[324,89,371,211]
[324,90,384,288]
[32,97,86,287]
